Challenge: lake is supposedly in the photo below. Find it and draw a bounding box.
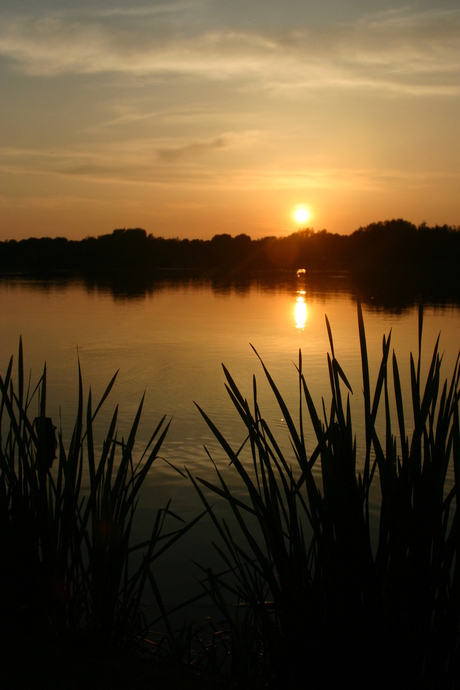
[1,271,460,627]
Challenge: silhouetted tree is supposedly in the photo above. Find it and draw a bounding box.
[1,221,459,292]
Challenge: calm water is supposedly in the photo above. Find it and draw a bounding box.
[2,273,460,621]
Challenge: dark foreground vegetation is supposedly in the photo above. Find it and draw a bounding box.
[1,219,459,283]
[1,303,460,689]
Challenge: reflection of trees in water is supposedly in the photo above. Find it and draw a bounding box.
[2,268,459,313]
[1,220,459,308]
[350,268,460,313]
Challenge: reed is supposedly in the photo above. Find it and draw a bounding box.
[191,302,460,689]
[0,339,192,647]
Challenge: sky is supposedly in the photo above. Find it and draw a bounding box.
[1,0,459,241]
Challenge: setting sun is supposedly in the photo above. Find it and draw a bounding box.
[293,206,311,225]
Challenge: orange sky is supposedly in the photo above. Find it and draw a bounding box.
[1,1,459,240]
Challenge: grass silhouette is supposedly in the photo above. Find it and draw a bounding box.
[191,301,460,689]
[0,341,200,648]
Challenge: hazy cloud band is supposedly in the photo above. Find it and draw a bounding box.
[1,8,459,95]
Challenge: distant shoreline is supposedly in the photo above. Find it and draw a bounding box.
[1,220,459,279]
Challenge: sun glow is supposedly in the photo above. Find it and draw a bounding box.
[293,206,311,226]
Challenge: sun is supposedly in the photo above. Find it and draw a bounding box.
[293,206,310,225]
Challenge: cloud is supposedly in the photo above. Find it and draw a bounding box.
[2,142,455,195]
[90,1,206,20]
[157,137,227,162]
[0,193,110,210]
[0,8,459,95]
[0,141,230,186]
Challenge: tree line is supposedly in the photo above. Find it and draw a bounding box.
[1,219,459,278]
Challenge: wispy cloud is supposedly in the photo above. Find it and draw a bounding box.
[89,1,206,20]
[0,8,459,95]
[157,137,227,162]
[0,138,231,185]
[0,192,113,210]
[2,143,454,195]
